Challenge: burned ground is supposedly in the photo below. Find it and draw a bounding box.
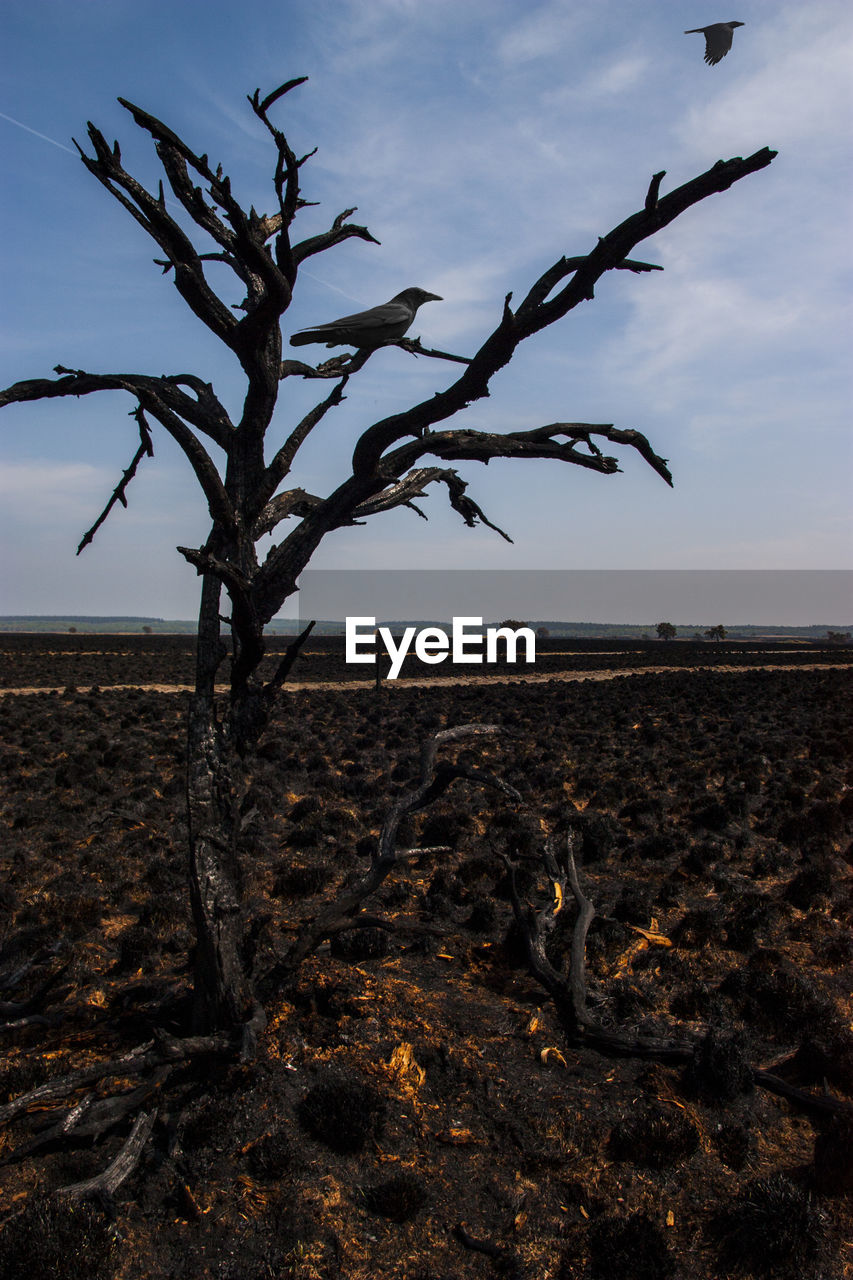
[0,640,851,1278]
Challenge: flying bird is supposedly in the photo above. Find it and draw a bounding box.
[684,21,744,65]
[289,287,442,349]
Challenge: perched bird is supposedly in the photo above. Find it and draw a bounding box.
[289,287,442,349]
[685,21,744,65]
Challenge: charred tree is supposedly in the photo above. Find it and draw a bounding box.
[0,79,777,1045]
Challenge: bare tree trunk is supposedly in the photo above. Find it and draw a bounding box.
[185,571,254,1034]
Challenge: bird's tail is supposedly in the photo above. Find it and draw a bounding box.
[289,331,318,347]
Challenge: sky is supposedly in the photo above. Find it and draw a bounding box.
[1,0,851,622]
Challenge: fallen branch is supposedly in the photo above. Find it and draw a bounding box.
[507,834,853,1112]
[0,1031,230,1127]
[59,1108,157,1201]
[264,724,521,981]
[2,1068,171,1167]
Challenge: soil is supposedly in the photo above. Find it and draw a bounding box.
[0,636,851,1279]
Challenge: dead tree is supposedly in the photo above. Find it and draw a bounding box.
[0,78,776,1049]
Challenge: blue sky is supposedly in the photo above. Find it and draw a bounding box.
[1,0,851,619]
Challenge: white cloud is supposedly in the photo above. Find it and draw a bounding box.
[0,459,109,517]
[495,5,584,66]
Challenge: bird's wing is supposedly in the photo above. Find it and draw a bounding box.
[297,299,413,336]
[702,24,734,64]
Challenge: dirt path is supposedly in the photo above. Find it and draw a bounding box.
[1,662,849,697]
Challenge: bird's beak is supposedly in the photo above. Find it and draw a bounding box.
[425,293,443,302]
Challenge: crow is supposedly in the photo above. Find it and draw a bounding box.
[685,21,744,65]
[289,287,442,349]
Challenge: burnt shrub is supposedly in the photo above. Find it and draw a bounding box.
[499,915,529,967]
[426,867,468,906]
[682,842,718,875]
[710,1174,828,1278]
[586,778,627,809]
[777,800,844,852]
[670,980,721,1021]
[725,894,777,951]
[0,1191,119,1280]
[813,1116,853,1198]
[0,1059,57,1105]
[671,905,719,949]
[564,811,620,864]
[329,926,390,962]
[632,831,677,861]
[115,922,160,972]
[814,926,853,966]
[751,841,797,876]
[421,809,472,847]
[0,882,18,914]
[612,885,655,924]
[272,862,327,897]
[618,795,664,829]
[783,861,836,909]
[791,1029,853,1092]
[464,898,498,933]
[582,1212,675,1280]
[296,1075,386,1154]
[494,863,536,902]
[246,1128,292,1181]
[720,960,837,1037]
[607,1107,700,1169]
[363,1171,427,1222]
[609,980,656,1021]
[688,798,730,832]
[584,916,630,965]
[712,1120,752,1171]
[684,1028,754,1103]
[180,1092,238,1157]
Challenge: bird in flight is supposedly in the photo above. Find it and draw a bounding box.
[289,287,442,349]
[684,21,744,65]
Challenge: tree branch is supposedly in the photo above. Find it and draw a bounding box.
[75,122,239,346]
[117,96,292,320]
[384,421,673,487]
[0,1032,230,1127]
[77,405,154,554]
[387,336,473,365]
[2,367,233,449]
[60,1108,157,1201]
[249,420,669,624]
[518,255,663,315]
[261,618,316,698]
[253,489,325,539]
[0,368,236,528]
[249,79,313,278]
[351,150,776,473]
[292,206,380,266]
[258,372,354,510]
[267,725,521,978]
